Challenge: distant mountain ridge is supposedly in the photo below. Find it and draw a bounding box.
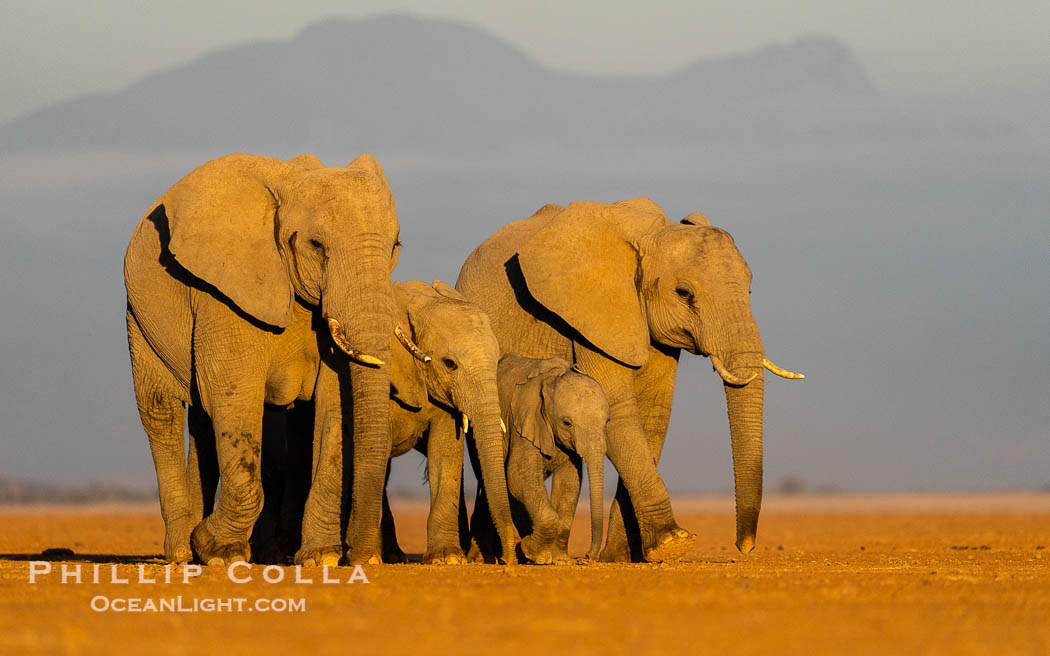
[0,477,155,504]
[0,14,875,155]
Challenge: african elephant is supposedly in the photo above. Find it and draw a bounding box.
[265,280,520,564]
[457,200,803,560]
[469,354,609,564]
[124,152,415,566]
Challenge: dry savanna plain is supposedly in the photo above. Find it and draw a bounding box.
[1,494,1047,655]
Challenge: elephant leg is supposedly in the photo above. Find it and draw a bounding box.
[575,347,693,563]
[380,463,408,564]
[189,401,265,566]
[128,310,193,564]
[603,344,682,561]
[186,404,218,527]
[297,366,346,567]
[276,402,313,559]
[423,413,467,564]
[508,444,560,565]
[549,458,583,562]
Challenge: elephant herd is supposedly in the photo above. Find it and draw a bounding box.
[123,152,803,567]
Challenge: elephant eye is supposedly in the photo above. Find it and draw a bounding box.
[561,418,572,428]
[309,238,323,249]
[675,286,694,303]
[442,357,458,371]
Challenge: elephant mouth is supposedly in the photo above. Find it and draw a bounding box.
[682,328,706,356]
[686,332,805,386]
[710,353,805,386]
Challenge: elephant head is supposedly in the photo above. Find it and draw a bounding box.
[516,199,802,554]
[158,152,417,553]
[389,280,519,560]
[500,354,610,560]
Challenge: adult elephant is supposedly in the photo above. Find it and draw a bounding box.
[457,199,803,561]
[124,152,414,566]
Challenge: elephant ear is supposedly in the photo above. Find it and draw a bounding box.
[509,380,556,459]
[526,357,571,381]
[501,356,569,458]
[164,154,295,328]
[431,280,467,301]
[390,283,431,409]
[517,199,669,367]
[680,212,711,227]
[396,280,442,307]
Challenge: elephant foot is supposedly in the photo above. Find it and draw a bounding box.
[643,528,695,563]
[424,544,466,565]
[191,521,250,566]
[345,548,383,566]
[163,516,194,564]
[294,543,342,567]
[598,533,631,562]
[519,534,559,565]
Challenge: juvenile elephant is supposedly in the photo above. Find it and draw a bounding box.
[244,280,520,565]
[469,354,609,564]
[457,200,803,561]
[124,152,415,566]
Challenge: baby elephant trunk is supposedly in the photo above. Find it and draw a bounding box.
[584,451,605,560]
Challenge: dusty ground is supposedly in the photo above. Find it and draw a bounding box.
[0,494,1047,655]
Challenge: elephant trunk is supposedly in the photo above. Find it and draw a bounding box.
[583,449,605,560]
[697,302,766,555]
[725,366,764,554]
[462,392,519,563]
[326,250,394,560]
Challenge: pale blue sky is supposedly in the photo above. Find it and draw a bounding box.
[0,2,1046,493]
[3,0,1048,122]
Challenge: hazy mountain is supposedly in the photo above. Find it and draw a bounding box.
[0,15,878,155]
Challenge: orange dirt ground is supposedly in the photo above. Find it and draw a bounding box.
[0,494,1047,655]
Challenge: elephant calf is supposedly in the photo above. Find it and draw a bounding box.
[470,354,610,564]
[253,280,518,565]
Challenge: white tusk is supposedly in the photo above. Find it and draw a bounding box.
[710,355,757,387]
[461,413,469,434]
[763,358,804,379]
[326,317,385,366]
[500,418,507,433]
[394,324,432,363]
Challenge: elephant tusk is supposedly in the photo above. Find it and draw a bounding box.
[500,418,507,433]
[394,324,432,363]
[327,317,385,366]
[710,355,758,387]
[462,413,470,435]
[763,358,804,380]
